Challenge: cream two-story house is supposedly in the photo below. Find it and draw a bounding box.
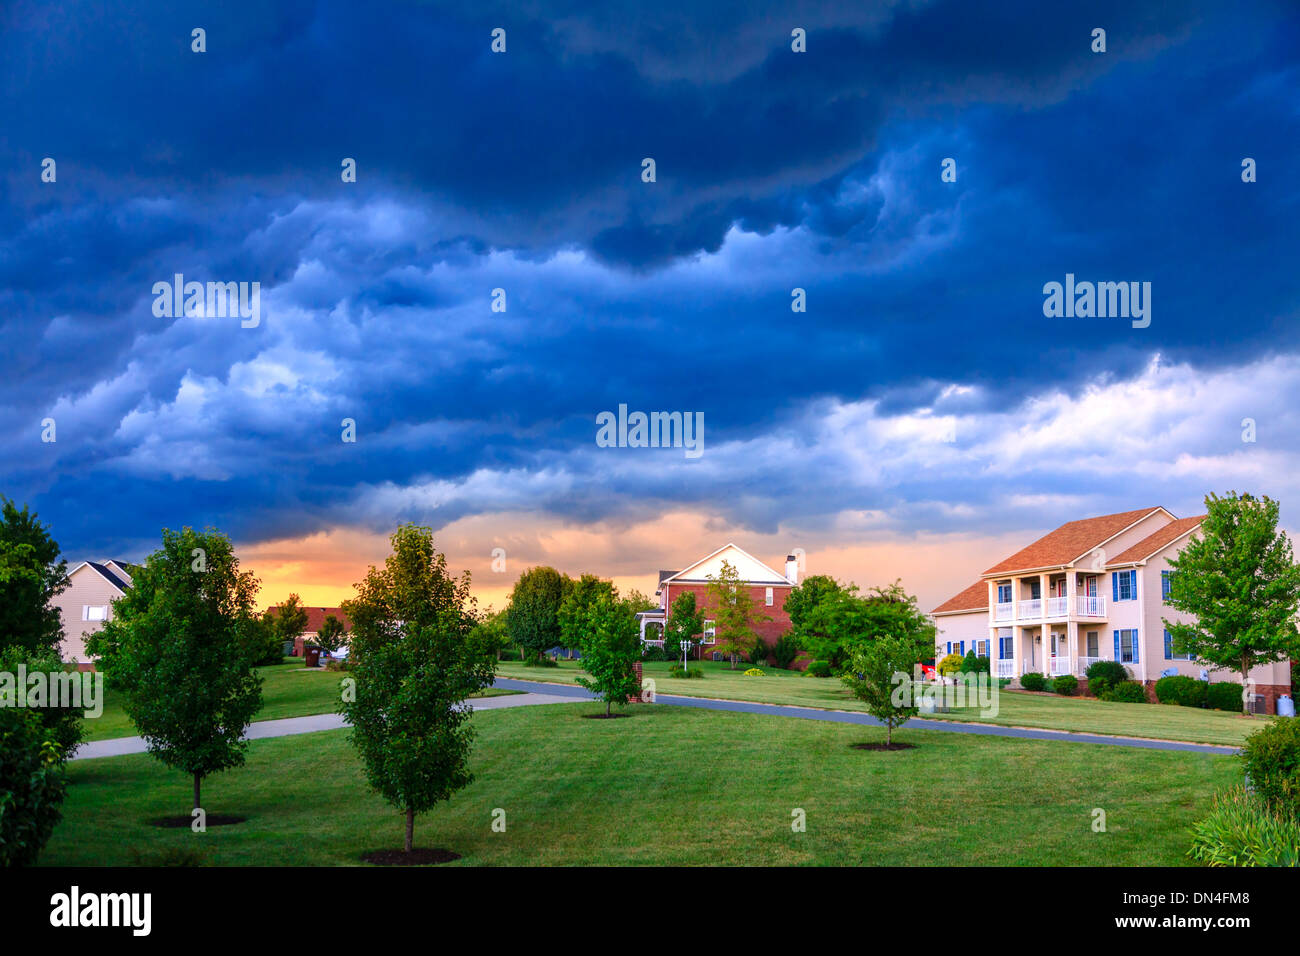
[51,560,136,668]
[931,506,1292,713]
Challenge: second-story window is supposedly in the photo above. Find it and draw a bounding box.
[1161,570,1173,601]
[997,584,1011,604]
[1113,569,1136,601]
[765,587,773,607]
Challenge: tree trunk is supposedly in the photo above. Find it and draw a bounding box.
[193,773,201,812]
[405,808,415,852]
[606,699,612,717]
[886,722,893,747]
[1241,662,1251,716]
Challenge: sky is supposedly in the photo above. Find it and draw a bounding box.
[2,0,1298,613]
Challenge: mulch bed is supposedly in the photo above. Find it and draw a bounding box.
[361,848,461,866]
[148,815,247,828]
[850,742,916,751]
[581,712,630,719]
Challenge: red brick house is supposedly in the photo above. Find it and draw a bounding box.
[638,543,799,658]
[265,604,351,655]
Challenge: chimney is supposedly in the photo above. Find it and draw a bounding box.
[785,554,799,585]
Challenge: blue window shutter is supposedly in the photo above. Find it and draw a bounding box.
[946,642,951,655]
[1112,573,1119,602]
[1129,570,1137,599]
[1113,630,1120,659]
[1163,629,1171,659]
[959,641,965,655]
[1132,629,1139,663]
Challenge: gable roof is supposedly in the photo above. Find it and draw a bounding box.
[981,507,1171,576]
[1108,516,1205,566]
[661,543,793,587]
[69,560,133,593]
[931,580,988,615]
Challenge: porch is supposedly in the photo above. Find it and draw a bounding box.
[991,624,1108,680]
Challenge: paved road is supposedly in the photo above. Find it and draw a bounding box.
[71,691,577,761]
[493,678,1239,755]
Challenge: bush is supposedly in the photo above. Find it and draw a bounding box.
[743,667,765,677]
[668,663,703,679]
[1052,674,1078,696]
[1188,786,1300,866]
[1208,682,1247,713]
[937,653,964,679]
[1101,680,1147,703]
[807,660,833,678]
[1019,672,1046,692]
[1241,717,1300,816]
[640,644,668,662]
[1085,660,1129,694]
[524,655,558,668]
[747,638,771,667]
[1155,674,1208,708]
[0,708,69,866]
[772,634,800,670]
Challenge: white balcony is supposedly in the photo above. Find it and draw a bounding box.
[1075,595,1106,617]
[1046,596,1069,617]
[995,660,1016,678]
[994,602,1014,622]
[1076,656,1100,676]
[1018,598,1042,618]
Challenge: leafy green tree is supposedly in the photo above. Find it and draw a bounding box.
[0,706,69,866]
[0,645,84,758]
[470,607,511,660]
[575,594,641,716]
[840,635,923,747]
[794,579,934,669]
[0,499,69,656]
[316,614,347,654]
[267,593,309,653]
[87,527,263,813]
[623,588,657,613]
[1164,492,1300,714]
[558,573,617,650]
[705,560,770,670]
[341,524,496,854]
[785,575,844,634]
[664,591,703,668]
[506,566,570,663]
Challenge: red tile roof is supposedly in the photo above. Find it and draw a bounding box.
[1108,516,1205,565]
[266,605,350,634]
[981,507,1166,576]
[932,580,988,614]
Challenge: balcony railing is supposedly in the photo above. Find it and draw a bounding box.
[1076,656,1100,675]
[994,602,1014,622]
[1018,598,1042,618]
[1046,596,1069,617]
[1049,658,1072,677]
[1076,595,1105,617]
[988,595,1107,622]
[995,660,1016,678]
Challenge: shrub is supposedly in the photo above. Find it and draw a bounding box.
[743,667,765,677]
[668,663,703,679]
[0,708,69,866]
[640,644,668,662]
[1085,660,1129,694]
[1155,674,1208,708]
[1208,682,1247,713]
[747,638,771,667]
[524,655,558,668]
[1240,717,1300,816]
[807,660,833,678]
[1188,786,1300,867]
[1019,672,1046,692]
[1101,680,1147,703]
[772,634,800,670]
[937,653,964,680]
[1053,674,1078,696]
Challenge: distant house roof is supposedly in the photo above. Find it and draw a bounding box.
[266,605,351,633]
[660,543,793,587]
[1108,516,1205,566]
[981,507,1170,576]
[931,580,988,615]
[657,570,677,584]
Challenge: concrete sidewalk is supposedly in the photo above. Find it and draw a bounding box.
[72,691,577,761]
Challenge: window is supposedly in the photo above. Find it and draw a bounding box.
[997,584,1012,604]
[84,605,108,622]
[702,620,716,643]
[1163,628,1194,661]
[998,635,1013,659]
[765,586,774,607]
[1117,628,1139,663]
[976,639,989,658]
[1029,581,1041,600]
[1113,570,1136,602]
[1086,631,1098,657]
[1161,570,1173,601]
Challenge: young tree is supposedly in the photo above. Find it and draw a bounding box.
[87,527,263,814]
[840,635,922,747]
[506,566,570,663]
[664,591,703,669]
[0,499,70,656]
[316,614,347,654]
[341,525,496,854]
[268,593,309,653]
[1164,492,1300,714]
[575,594,641,716]
[705,560,770,669]
[558,573,617,651]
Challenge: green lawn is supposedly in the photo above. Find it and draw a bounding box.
[86,658,519,742]
[44,700,1234,866]
[496,658,1265,747]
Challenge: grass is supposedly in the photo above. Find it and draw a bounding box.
[496,658,1265,747]
[44,700,1235,866]
[85,657,519,742]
